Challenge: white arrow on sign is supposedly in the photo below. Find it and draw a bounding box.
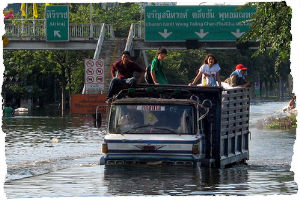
[231,29,245,38]
[54,30,61,38]
[158,29,172,39]
[195,29,209,39]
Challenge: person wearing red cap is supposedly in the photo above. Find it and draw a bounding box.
[224,64,251,87]
[235,64,248,71]
[188,54,221,87]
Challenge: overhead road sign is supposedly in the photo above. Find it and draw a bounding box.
[145,6,256,42]
[46,5,69,42]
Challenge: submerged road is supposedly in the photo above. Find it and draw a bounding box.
[3,101,298,198]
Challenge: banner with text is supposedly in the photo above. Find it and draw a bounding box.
[71,94,107,114]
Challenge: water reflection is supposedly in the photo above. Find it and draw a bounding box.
[102,164,297,196]
[4,163,296,198]
[103,165,250,195]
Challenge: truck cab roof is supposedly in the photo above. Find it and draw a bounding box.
[112,97,198,106]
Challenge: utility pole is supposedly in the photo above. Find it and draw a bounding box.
[89,3,93,39]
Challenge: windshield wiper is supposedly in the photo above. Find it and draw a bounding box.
[121,125,178,134]
[122,124,154,134]
[151,127,178,134]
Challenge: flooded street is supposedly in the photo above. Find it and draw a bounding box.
[3,101,298,198]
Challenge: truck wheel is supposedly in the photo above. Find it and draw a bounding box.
[99,156,105,165]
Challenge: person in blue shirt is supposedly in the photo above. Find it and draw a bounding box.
[224,64,251,87]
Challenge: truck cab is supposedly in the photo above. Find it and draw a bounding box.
[103,97,205,165]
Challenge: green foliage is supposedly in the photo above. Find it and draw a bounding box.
[11,3,142,37]
[264,115,297,130]
[239,2,292,76]
[94,3,142,37]
[3,2,142,105]
[2,49,94,104]
[69,4,91,23]
[147,49,207,84]
[70,3,142,37]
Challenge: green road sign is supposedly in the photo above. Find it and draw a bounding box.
[145,6,256,42]
[46,5,69,42]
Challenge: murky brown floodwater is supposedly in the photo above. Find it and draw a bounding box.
[3,101,298,198]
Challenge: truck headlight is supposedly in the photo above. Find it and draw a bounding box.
[102,143,108,153]
[192,144,199,154]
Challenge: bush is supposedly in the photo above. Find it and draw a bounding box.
[264,115,297,130]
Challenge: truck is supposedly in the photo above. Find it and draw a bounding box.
[99,84,250,168]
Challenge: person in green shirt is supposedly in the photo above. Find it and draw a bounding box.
[3,104,14,117]
[150,48,168,85]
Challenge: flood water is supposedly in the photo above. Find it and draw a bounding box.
[2,101,298,198]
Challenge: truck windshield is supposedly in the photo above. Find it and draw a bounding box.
[109,104,195,134]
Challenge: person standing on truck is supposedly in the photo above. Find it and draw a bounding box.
[106,51,145,103]
[188,54,221,87]
[224,64,251,87]
[150,48,168,85]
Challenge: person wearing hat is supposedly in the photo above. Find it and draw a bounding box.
[150,48,168,85]
[224,64,251,87]
[106,51,145,102]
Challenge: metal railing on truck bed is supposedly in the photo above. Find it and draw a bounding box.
[220,87,250,167]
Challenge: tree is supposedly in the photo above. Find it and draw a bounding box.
[2,50,46,104]
[146,49,207,84]
[239,2,292,75]
[2,49,93,112]
[69,3,142,37]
